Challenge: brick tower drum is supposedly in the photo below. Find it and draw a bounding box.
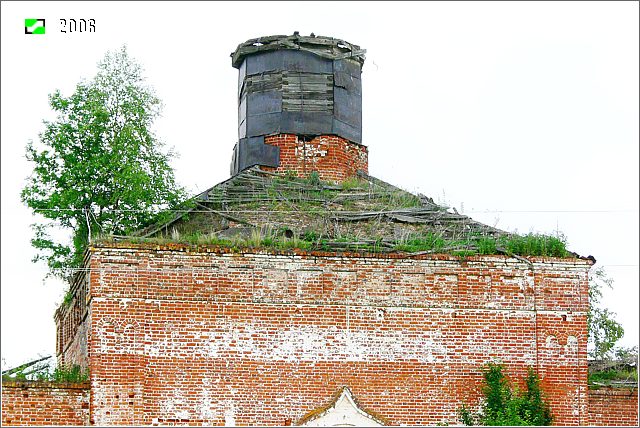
[230,33,368,181]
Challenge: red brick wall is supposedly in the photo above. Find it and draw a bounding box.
[1,381,89,426]
[533,267,590,424]
[261,134,368,182]
[66,243,593,426]
[54,271,90,371]
[588,386,638,426]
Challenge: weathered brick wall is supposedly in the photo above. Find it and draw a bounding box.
[533,266,590,424]
[588,386,638,426]
[54,271,90,370]
[1,381,89,426]
[261,134,368,182]
[74,243,591,426]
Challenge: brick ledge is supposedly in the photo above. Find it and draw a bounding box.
[1,380,89,389]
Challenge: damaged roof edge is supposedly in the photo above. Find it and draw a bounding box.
[231,33,366,68]
[118,168,592,261]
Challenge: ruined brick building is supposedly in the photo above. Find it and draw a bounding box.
[2,34,637,426]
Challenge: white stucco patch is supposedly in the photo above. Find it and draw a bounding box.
[300,387,384,427]
[194,321,447,363]
[159,388,191,421]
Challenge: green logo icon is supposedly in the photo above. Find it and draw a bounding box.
[25,18,46,34]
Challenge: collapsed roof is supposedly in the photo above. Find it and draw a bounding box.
[127,167,575,258]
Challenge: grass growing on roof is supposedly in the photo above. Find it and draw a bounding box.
[104,171,572,259]
[394,233,446,253]
[109,230,570,258]
[498,233,568,258]
[588,366,638,386]
[2,363,88,383]
[340,176,369,190]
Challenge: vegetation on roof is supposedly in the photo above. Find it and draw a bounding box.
[101,228,568,258]
[588,366,638,388]
[103,168,572,259]
[2,356,88,383]
[588,346,638,389]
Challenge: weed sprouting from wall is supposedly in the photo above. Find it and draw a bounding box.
[459,363,553,426]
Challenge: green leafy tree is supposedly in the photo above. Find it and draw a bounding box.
[459,363,553,426]
[588,267,624,360]
[21,46,186,277]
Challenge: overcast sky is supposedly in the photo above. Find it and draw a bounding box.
[1,1,638,370]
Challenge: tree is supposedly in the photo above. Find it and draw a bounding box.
[588,267,624,360]
[21,46,186,278]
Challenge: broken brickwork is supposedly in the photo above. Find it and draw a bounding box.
[54,271,90,371]
[260,134,368,182]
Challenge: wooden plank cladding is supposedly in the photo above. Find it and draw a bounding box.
[282,72,333,113]
[242,71,334,114]
[241,71,282,96]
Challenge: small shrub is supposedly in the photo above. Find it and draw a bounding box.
[459,363,553,426]
[521,369,553,426]
[62,288,74,306]
[452,249,476,259]
[51,365,88,383]
[302,230,320,242]
[306,171,321,186]
[275,235,312,250]
[261,236,276,247]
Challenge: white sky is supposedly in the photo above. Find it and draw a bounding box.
[1,1,638,370]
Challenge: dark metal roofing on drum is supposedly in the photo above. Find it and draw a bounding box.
[230,34,366,174]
